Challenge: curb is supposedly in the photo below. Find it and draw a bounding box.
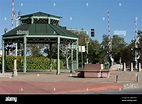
[54,83,123,94]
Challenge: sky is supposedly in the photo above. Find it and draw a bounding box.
[0,0,142,49]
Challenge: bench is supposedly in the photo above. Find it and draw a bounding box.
[76,63,110,78]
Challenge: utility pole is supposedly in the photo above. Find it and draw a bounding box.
[107,10,112,53]
[11,0,22,56]
[107,10,113,67]
[12,0,15,29]
[15,11,22,27]
[134,17,140,70]
[12,0,22,28]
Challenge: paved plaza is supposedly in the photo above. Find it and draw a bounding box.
[0,69,142,94]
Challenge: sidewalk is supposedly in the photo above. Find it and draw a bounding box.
[0,70,142,94]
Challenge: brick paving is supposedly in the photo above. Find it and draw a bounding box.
[0,70,142,94]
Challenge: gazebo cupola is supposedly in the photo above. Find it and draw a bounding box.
[19,12,61,25]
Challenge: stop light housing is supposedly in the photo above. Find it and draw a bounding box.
[91,29,94,37]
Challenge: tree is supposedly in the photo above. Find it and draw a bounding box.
[77,29,89,65]
[101,34,110,62]
[88,39,102,63]
[101,34,127,64]
[77,29,103,64]
[112,35,127,63]
[136,30,142,63]
[121,42,134,66]
[60,43,71,70]
[27,44,44,56]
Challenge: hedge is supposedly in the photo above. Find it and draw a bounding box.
[0,56,64,71]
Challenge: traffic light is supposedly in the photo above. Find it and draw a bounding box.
[91,29,95,37]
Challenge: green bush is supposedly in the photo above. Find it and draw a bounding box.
[0,56,64,71]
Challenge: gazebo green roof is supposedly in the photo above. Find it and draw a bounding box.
[3,24,78,38]
[20,12,62,19]
[3,11,77,39]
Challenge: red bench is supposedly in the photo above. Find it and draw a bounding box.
[76,63,110,78]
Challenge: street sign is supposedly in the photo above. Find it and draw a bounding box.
[79,46,85,52]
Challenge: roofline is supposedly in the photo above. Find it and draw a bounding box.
[3,35,78,40]
[20,12,62,19]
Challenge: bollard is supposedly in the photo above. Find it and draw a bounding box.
[130,62,133,71]
[136,74,139,82]
[101,64,103,69]
[138,63,141,72]
[123,63,126,71]
[12,59,18,77]
[116,75,119,83]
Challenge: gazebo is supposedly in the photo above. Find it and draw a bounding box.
[2,12,78,74]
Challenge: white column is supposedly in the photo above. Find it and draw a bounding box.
[130,62,133,71]
[138,63,141,72]
[2,39,5,73]
[123,62,126,71]
[56,37,60,75]
[12,59,18,77]
[23,36,27,73]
